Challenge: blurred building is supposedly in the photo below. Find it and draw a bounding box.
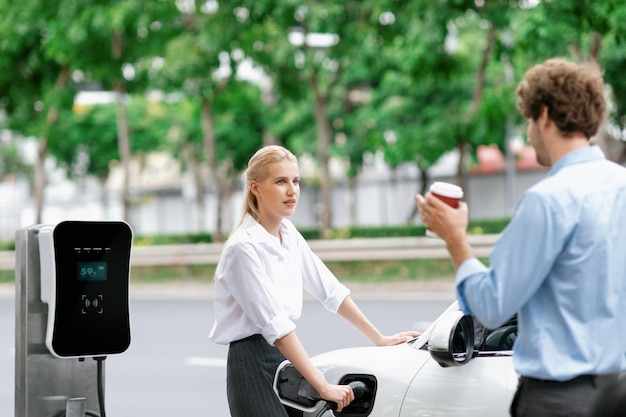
[0,146,550,240]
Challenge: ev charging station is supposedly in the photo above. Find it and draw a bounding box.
[15,221,133,417]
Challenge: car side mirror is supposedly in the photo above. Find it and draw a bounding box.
[428,310,474,367]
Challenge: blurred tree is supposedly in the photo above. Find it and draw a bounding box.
[4,0,625,235]
[211,80,267,231]
[385,1,518,197]
[142,0,265,240]
[514,0,626,163]
[50,96,171,213]
[0,0,75,223]
[0,0,176,224]
[238,0,418,235]
[44,0,177,224]
[337,1,517,222]
[0,137,31,183]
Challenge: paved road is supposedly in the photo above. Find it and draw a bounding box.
[1,283,454,417]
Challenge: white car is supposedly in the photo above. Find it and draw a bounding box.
[275,301,518,417]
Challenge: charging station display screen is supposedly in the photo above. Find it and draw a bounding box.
[77,262,107,281]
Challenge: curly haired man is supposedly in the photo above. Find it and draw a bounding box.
[416,57,626,417]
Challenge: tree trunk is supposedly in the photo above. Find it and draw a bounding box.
[454,138,469,189]
[310,79,333,237]
[114,81,132,224]
[406,163,430,222]
[347,176,357,226]
[34,137,47,225]
[201,98,224,242]
[182,143,205,232]
[456,25,496,190]
[191,151,206,232]
[261,77,278,146]
[34,65,70,224]
[111,31,132,225]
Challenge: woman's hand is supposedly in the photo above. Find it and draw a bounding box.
[375,331,421,346]
[317,382,355,412]
[275,331,356,412]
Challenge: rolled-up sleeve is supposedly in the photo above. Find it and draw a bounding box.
[262,315,296,345]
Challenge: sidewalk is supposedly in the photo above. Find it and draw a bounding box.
[0,279,456,301]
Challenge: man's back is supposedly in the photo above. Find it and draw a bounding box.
[513,148,626,379]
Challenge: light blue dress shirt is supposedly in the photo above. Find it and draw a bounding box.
[457,146,626,380]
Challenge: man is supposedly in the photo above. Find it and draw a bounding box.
[416,57,626,417]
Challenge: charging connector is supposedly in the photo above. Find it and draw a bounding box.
[275,364,377,416]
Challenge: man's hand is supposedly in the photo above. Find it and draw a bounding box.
[415,192,474,269]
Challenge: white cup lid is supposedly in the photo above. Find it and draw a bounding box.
[429,181,463,198]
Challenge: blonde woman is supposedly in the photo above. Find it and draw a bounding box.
[210,145,418,417]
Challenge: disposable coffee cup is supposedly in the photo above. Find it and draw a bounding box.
[425,182,464,238]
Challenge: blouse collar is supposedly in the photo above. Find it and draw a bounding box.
[240,214,291,252]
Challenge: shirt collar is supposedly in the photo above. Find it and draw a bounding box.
[548,145,605,177]
[241,214,290,251]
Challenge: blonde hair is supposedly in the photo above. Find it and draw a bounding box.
[235,145,298,229]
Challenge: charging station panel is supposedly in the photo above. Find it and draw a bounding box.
[39,221,133,358]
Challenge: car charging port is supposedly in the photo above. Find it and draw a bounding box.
[275,364,377,417]
[335,374,377,417]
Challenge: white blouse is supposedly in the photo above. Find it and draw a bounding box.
[209,215,350,345]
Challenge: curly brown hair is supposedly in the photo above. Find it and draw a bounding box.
[515,57,607,139]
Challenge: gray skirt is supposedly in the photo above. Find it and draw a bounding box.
[227,334,302,417]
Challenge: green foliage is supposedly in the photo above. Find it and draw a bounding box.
[0,240,15,251]
[325,258,456,283]
[512,0,626,135]
[0,0,74,139]
[212,80,266,173]
[128,259,454,284]
[0,140,31,183]
[0,217,503,248]
[49,97,171,180]
[134,232,213,246]
[125,217,512,246]
[0,270,14,284]
[296,217,510,240]
[2,0,626,237]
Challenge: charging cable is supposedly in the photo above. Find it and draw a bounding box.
[94,356,107,417]
[52,356,107,417]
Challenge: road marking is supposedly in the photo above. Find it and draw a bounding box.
[185,357,227,368]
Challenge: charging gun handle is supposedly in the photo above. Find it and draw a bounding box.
[327,381,368,411]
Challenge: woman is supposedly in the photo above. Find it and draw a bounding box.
[209,145,419,417]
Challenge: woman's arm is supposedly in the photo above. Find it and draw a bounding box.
[274,331,354,412]
[337,296,420,346]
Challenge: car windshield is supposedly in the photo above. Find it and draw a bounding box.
[474,315,517,352]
